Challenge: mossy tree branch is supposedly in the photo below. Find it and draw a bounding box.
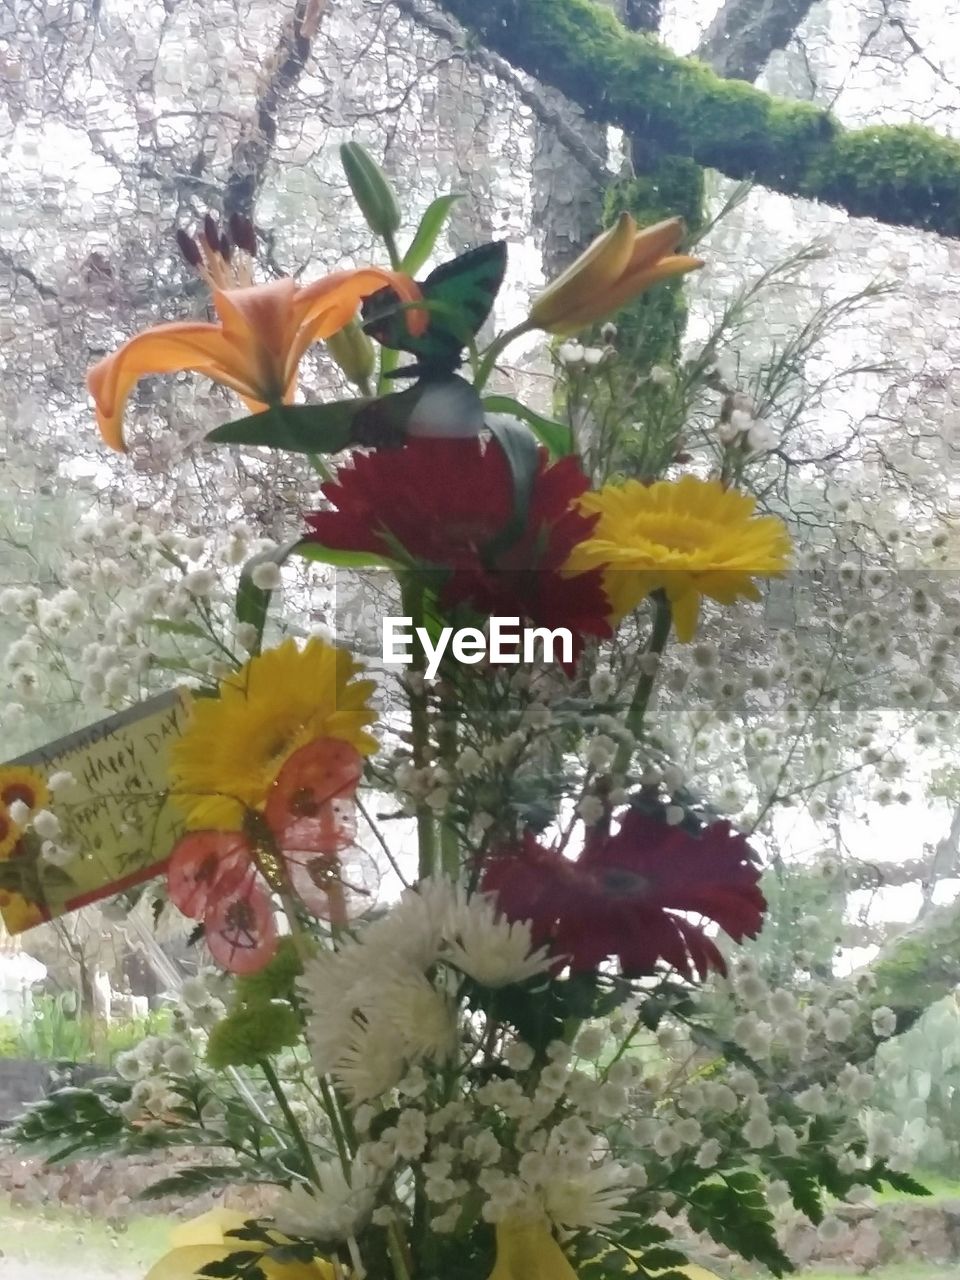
[869,896,960,1033]
[433,0,960,239]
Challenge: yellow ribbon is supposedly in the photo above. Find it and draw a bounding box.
[145,1208,333,1280]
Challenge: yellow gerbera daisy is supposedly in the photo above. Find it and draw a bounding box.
[566,475,791,642]
[0,811,18,861]
[0,765,50,860]
[0,764,50,814]
[170,637,378,829]
[0,890,44,934]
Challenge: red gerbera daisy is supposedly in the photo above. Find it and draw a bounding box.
[481,808,766,981]
[304,437,611,661]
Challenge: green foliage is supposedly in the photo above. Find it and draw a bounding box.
[207,401,364,452]
[871,905,960,1026]
[206,937,304,1070]
[685,1170,791,1275]
[5,1079,130,1162]
[234,539,303,656]
[432,0,960,238]
[465,971,631,1063]
[871,996,960,1175]
[483,395,573,458]
[743,866,847,985]
[0,995,171,1066]
[402,193,464,274]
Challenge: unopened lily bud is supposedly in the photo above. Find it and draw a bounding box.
[340,141,401,240]
[529,211,703,335]
[325,317,376,388]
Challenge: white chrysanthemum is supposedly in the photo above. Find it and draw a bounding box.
[360,878,454,972]
[441,892,553,988]
[537,1162,630,1231]
[272,1156,377,1242]
[385,970,458,1058]
[323,970,458,1104]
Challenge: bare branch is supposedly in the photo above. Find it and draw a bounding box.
[223,0,329,222]
[392,0,609,185]
[0,247,58,300]
[696,0,819,82]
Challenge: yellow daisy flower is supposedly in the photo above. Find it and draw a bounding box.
[0,765,50,860]
[0,764,50,814]
[0,811,18,861]
[170,637,378,829]
[0,890,44,934]
[566,475,791,642]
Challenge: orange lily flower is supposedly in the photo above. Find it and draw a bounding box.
[88,213,423,452]
[528,211,703,335]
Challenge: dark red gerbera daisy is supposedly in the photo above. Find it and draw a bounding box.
[481,808,766,980]
[304,437,611,660]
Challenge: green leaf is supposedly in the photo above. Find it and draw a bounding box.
[484,414,540,552]
[206,402,368,453]
[149,618,209,641]
[402,193,463,274]
[234,539,301,654]
[879,1167,931,1196]
[138,1166,265,1200]
[199,1253,265,1280]
[294,542,398,571]
[484,394,574,459]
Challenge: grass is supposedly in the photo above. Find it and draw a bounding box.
[794,1270,950,1280]
[0,1194,168,1270]
[870,1170,960,1203]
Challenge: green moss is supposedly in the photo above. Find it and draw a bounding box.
[808,123,960,233]
[438,0,960,238]
[871,900,960,1025]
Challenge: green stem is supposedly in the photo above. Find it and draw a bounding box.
[260,1056,320,1184]
[400,576,437,880]
[475,319,536,391]
[437,686,461,880]
[378,345,399,394]
[307,452,334,480]
[384,230,402,270]
[614,590,673,775]
[386,1222,413,1280]
[319,1075,352,1177]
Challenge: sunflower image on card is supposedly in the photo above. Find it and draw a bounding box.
[0,691,189,933]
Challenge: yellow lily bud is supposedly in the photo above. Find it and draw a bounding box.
[529,212,703,336]
[145,1208,334,1280]
[325,316,376,388]
[488,1216,578,1280]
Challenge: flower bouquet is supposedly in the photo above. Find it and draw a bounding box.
[4,145,925,1280]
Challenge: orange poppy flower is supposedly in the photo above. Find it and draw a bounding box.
[87,213,423,451]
